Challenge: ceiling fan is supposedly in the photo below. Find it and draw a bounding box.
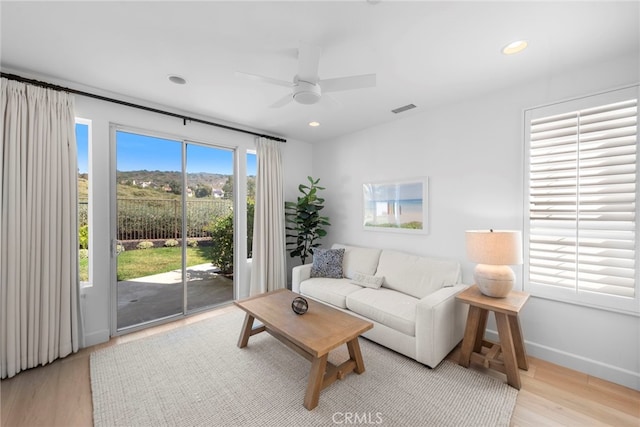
[236,42,376,108]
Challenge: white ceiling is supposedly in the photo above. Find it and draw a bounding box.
[1,1,638,143]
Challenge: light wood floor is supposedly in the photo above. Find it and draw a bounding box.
[2,305,639,427]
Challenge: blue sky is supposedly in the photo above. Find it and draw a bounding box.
[76,123,89,173]
[366,181,424,201]
[75,124,256,175]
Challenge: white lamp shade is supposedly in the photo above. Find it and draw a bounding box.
[465,230,523,265]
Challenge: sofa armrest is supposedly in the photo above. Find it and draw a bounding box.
[414,284,470,367]
[291,263,313,293]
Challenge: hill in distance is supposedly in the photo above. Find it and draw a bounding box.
[117,170,231,190]
[78,171,255,200]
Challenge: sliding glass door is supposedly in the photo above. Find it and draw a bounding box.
[115,130,234,330]
[185,144,234,312]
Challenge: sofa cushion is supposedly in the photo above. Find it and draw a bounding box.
[346,288,418,336]
[299,278,363,309]
[310,248,345,278]
[332,244,382,279]
[375,250,462,299]
[350,272,384,289]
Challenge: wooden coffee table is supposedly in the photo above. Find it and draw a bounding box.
[235,289,373,410]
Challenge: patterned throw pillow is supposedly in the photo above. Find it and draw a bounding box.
[350,272,385,289]
[310,248,345,278]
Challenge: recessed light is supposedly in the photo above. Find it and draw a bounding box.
[502,40,528,55]
[308,121,320,127]
[168,75,187,85]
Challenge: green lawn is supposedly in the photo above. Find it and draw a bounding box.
[117,246,212,281]
[80,258,89,282]
[79,246,213,282]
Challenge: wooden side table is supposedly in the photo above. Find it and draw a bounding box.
[456,285,530,389]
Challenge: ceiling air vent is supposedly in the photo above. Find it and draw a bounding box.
[391,104,416,114]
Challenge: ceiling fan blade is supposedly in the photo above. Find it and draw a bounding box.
[297,42,321,83]
[269,94,293,108]
[235,71,292,88]
[321,74,376,93]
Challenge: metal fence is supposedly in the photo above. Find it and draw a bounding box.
[78,198,232,241]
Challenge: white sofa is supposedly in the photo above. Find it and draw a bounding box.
[292,243,469,368]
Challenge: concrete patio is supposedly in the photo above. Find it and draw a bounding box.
[117,263,233,329]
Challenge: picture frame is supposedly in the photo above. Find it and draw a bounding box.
[362,178,428,234]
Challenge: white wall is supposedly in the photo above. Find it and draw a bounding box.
[312,53,639,390]
[74,95,312,346]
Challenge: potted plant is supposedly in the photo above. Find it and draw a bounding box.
[285,176,330,265]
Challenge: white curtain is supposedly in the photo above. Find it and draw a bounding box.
[250,137,286,295]
[1,78,79,379]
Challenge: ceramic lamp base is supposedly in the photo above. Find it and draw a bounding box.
[474,264,515,297]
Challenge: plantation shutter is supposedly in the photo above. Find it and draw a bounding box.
[526,86,638,311]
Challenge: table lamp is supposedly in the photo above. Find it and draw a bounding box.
[465,229,523,297]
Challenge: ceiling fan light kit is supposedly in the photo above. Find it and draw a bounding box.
[293,79,321,105]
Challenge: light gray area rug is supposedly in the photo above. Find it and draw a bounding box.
[91,310,517,426]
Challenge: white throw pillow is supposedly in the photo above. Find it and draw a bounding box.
[350,271,385,289]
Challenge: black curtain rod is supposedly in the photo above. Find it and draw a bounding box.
[1,72,287,143]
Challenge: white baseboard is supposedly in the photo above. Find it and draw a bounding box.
[485,329,640,391]
[83,329,110,348]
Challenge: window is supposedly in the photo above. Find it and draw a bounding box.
[247,151,256,258]
[76,119,91,285]
[525,86,639,314]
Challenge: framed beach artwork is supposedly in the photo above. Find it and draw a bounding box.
[362,178,428,233]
